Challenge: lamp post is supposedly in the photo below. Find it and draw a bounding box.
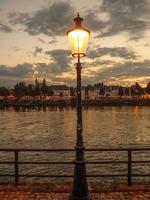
[67,14,91,200]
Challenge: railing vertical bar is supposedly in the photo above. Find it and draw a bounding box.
[15,150,19,186]
[128,150,132,186]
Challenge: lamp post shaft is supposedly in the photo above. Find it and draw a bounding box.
[70,55,91,200]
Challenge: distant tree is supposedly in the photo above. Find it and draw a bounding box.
[125,87,130,96]
[85,86,89,99]
[26,84,34,97]
[0,87,10,97]
[118,86,124,96]
[14,82,27,98]
[47,89,54,96]
[134,82,144,95]
[94,82,105,97]
[70,87,75,96]
[145,81,150,94]
[130,85,135,96]
[59,92,63,97]
[34,84,40,96]
[99,85,105,96]
[130,83,143,96]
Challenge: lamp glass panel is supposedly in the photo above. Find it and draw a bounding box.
[67,29,89,57]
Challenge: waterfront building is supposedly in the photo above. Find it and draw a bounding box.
[48,85,70,99]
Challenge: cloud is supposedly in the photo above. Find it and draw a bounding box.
[0,23,13,33]
[86,0,150,40]
[45,49,71,72]
[8,0,150,40]
[33,46,43,57]
[33,48,73,81]
[0,59,149,86]
[0,63,33,77]
[93,59,150,82]
[0,78,24,87]
[100,0,150,37]
[85,10,105,32]
[9,2,74,36]
[0,49,72,86]
[88,47,137,59]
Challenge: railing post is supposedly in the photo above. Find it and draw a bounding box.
[128,150,132,186]
[15,150,19,186]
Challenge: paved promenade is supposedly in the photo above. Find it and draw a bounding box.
[0,191,150,200]
[0,183,149,200]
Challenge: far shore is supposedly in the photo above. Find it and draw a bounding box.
[0,98,150,107]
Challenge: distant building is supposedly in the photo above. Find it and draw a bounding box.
[48,85,70,98]
[35,77,46,90]
[34,78,71,99]
[110,86,120,96]
[84,85,96,100]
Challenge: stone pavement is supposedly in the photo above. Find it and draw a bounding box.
[0,183,150,200]
[0,191,150,200]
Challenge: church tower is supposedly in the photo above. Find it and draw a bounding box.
[43,77,46,86]
[35,77,38,86]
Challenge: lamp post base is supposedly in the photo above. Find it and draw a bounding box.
[69,194,91,200]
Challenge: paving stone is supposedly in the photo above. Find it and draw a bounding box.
[0,191,149,199]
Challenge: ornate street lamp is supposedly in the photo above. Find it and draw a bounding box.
[67,14,91,200]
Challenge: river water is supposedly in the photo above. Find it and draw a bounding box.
[0,106,149,183]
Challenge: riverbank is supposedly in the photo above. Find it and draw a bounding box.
[0,98,150,107]
[0,182,149,200]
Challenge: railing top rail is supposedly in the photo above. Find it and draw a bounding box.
[86,147,150,151]
[0,147,149,152]
[0,148,75,152]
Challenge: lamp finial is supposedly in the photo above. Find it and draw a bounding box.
[74,13,83,27]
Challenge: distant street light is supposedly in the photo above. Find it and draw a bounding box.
[67,13,91,200]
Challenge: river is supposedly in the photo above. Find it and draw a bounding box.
[0,106,149,183]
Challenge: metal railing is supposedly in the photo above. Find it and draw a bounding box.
[0,148,149,186]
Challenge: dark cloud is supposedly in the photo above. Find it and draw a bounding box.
[8,0,150,40]
[86,0,150,40]
[78,59,150,85]
[33,46,43,57]
[85,11,104,32]
[0,23,13,33]
[82,60,115,70]
[88,47,137,59]
[31,53,71,76]
[0,79,20,87]
[0,59,149,86]
[100,0,150,39]
[0,49,72,86]
[93,59,150,82]
[35,62,69,75]
[9,2,74,36]
[45,49,71,72]
[0,63,33,77]
[35,63,51,74]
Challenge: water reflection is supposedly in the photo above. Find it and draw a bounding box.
[0,106,149,149]
[133,106,141,118]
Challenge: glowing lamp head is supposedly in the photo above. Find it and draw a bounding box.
[67,13,90,57]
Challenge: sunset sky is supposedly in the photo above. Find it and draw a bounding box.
[0,0,150,87]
